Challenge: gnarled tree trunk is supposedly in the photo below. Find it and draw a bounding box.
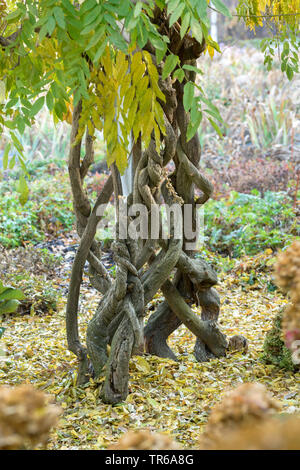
[66,9,231,404]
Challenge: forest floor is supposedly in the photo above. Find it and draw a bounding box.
[0,43,299,449]
[0,247,299,449]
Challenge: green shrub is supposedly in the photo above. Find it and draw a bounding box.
[0,247,62,316]
[0,283,24,358]
[0,173,74,248]
[0,281,24,315]
[0,272,60,316]
[204,190,299,257]
[261,311,297,372]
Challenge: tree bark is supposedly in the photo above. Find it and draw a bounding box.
[65,8,237,404]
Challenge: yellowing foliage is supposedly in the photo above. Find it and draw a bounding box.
[238,0,300,31]
[77,48,166,174]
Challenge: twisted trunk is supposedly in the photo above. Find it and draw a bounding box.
[65,11,234,404]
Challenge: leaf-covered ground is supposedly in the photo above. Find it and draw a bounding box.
[0,43,299,450]
[0,255,299,450]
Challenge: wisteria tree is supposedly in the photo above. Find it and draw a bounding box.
[0,0,299,403]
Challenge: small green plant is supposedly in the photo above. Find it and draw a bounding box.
[261,311,297,372]
[0,281,25,315]
[0,172,74,248]
[0,246,62,316]
[0,326,5,361]
[246,94,290,149]
[1,108,71,172]
[204,190,299,257]
[0,271,60,316]
[0,282,24,360]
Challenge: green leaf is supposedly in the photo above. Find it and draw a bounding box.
[199,95,224,122]
[208,117,224,137]
[29,97,45,118]
[283,41,290,54]
[80,13,103,34]
[47,16,56,36]
[80,0,97,14]
[53,6,66,29]
[126,11,139,31]
[6,97,18,109]
[16,117,25,135]
[46,91,54,111]
[286,65,294,81]
[155,40,167,64]
[0,299,20,315]
[3,120,16,130]
[10,132,23,153]
[182,64,203,75]
[0,287,25,301]
[109,30,128,53]
[211,0,232,18]
[62,0,77,17]
[5,8,22,23]
[196,0,208,17]
[183,82,194,112]
[134,1,144,18]
[3,143,11,170]
[137,20,148,49]
[191,18,203,43]
[39,23,49,42]
[93,39,108,63]
[186,110,202,141]
[0,80,5,104]
[162,54,179,80]
[85,25,106,50]
[203,108,223,122]
[180,11,191,39]
[167,0,181,16]
[169,3,185,27]
[17,174,29,205]
[83,6,102,27]
[173,68,185,82]
[9,155,16,169]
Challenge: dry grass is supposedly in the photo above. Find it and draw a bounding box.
[197,45,299,166]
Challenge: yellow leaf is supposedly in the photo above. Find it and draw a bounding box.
[0,81,5,104]
[87,119,94,136]
[153,120,161,153]
[115,143,128,175]
[131,51,143,74]
[147,397,160,409]
[114,51,128,82]
[123,86,135,114]
[101,46,112,77]
[135,75,149,100]
[119,73,131,100]
[127,99,138,130]
[207,44,215,59]
[135,356,151,374]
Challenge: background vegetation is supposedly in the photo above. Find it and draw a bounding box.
[0,42,299,448]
